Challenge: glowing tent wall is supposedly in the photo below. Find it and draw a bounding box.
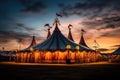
[15,50,101,63]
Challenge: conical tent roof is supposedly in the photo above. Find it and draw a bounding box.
[28,36,36,47]
[79,33,89,48]
[46,28,51,39]
[31,24,92,51]
[23,36,36,51]
[112,47,120,55]
[79,34,95,51]
[68,28,74,42]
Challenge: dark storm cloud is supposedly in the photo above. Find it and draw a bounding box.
[111,45,120,48]
[59,0,120,39]
[82,16,120,38]
[0,0,45,45]
[104,16,120,22]
[81,15,120,31]
[16,23,35,31]
[0,21,43,45]
[97,48,109,52]
[0,30,31,44]
[16,23,45,40]
[0,28,44,45]
[98,16,120,30]
[81,20,104,28]
[59,0,120,19]
[97,23,116,30]
[19,0,47,13]
[99,28,120,38]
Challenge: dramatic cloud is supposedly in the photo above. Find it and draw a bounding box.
[59,0,120,19]
[98,48,109,52]
[0,22,44,46]
[0,30,31,44]
[19,0,47,13]
[81,16,120,30]
[16,23,35,31]
[111,45,120,48]
[59,0,120,41]
[99,28,120,38]
[97,16,120,30]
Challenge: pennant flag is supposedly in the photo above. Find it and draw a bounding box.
[68,24,73,28]
[56,13,62,17]
[44,24,49,26]
[44,24,52,30]
[68,24,72,27]
[81,29,86,33]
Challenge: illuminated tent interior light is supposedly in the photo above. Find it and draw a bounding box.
[75,46,80,50]
[30,47,34,52]
[66,44,71,50]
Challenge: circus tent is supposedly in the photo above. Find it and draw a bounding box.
[15,17,101,63]
[112,47,120,55]
[108,47,120,62]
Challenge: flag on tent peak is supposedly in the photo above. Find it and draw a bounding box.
[68,24,73,27]
[81,29,86,33]
[68,24,73,28]
[56,13,62,17]
[44,24,50,27]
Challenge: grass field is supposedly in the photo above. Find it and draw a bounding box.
[0,62,120,80]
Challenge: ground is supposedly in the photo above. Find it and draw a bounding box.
[0,62,120,80]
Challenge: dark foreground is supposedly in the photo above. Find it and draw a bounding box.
[0,62,120,80]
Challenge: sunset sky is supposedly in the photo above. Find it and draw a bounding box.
[0,0,120,53]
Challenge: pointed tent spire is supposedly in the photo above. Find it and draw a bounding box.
[29,36,36,47]
[53,13,62,30]
[44,24,52,39]
[92,40,99,51]
[47,28,51,39]
[68,24,74,41]
[79,29,88,47]
[52,17,61,34]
